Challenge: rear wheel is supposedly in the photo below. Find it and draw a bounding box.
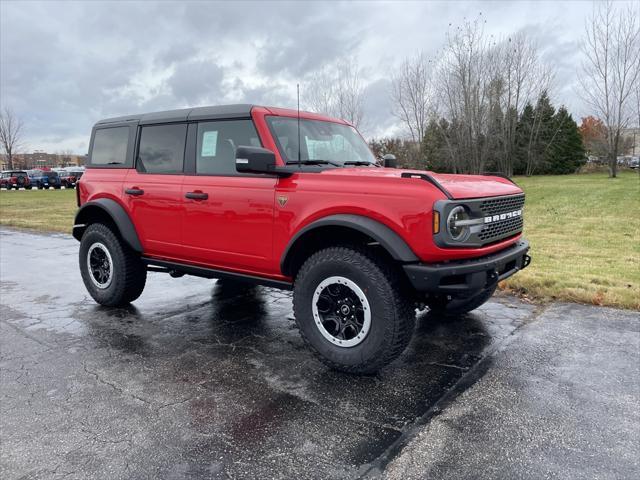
[79,223,147,306]
[293,246,415,374]
[426,285,497,316]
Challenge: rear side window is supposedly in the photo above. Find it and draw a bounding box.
[91,127,130,166]
[138,124,187,174]
[196,120,261,175]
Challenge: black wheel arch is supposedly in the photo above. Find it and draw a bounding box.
[73,198,142,253]
[280,214,418,278]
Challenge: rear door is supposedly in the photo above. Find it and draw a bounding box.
[123,123,186,258]
[181,119,276,274]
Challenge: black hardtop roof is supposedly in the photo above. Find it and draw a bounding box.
[95,104,255,126]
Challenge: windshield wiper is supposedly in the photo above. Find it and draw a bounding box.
[287,159,342,167]
[343,161,380,167]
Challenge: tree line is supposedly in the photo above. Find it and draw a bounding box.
[371,90,586,176]
[310,2,639,177]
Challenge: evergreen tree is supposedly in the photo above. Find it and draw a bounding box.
[545,107,586,174]
[422,119,451,172]
[531,91,556,175]
[513,103,534,175]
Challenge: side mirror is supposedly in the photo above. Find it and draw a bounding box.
[235,146,277,174]
[382,153,397,168]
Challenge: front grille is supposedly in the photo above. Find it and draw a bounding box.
[479,194,525,217]
[478,215,523,241]
[477,194,525,244]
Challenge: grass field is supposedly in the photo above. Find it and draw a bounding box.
[0,188,77,233]
[502,171,639,310]
[1,172,638,309]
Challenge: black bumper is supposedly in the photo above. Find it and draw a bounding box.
[403,240,531,296]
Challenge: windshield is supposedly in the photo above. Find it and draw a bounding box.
[267,117,376,165]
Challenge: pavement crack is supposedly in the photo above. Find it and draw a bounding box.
[82,361,152,406]
[427,362,469,371]
[156,396,196,412]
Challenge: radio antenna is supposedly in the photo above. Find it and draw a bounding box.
[297,83,301,169]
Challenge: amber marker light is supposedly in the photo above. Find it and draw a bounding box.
[433,211,440,234]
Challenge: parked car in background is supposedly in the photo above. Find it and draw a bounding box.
[630,158,639,169]
[28,169,62,189]
[1,170,32,189]
[59,170,83,188]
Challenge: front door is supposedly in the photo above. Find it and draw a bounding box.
[123,123,187,258]
[181,119,276,274]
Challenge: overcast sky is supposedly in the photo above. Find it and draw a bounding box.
[0,0,634,154]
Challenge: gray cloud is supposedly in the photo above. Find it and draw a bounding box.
[168,59,225,105]
[1,0,634,153]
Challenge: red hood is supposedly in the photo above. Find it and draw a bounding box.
[318,167,522,199]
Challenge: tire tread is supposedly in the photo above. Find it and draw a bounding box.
[293,245,414,374]
[80,223,146,306]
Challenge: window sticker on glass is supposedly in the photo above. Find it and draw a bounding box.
[201,131,218,157]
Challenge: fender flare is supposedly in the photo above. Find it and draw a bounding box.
[280,214,418,275]
[72,198,142,252]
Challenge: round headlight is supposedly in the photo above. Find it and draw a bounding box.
[447,206,470,242]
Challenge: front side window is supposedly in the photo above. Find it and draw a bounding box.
[266,117,376,165]
[91,127,129,166]
[196,120,261,175]
[138,124,187,174]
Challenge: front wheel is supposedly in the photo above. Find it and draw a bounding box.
[426,285,497,316]
[79,223,147,306]
[293,246,415,374]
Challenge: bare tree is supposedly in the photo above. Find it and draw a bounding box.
[438,16,493,174]
[0,108,24,170]
[306,57,366,128]
[391,53,436,143]
[580,0,640,177]
[494,33,552,176]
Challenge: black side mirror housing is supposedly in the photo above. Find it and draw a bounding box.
[382,153,397,168]
[235,146,277,174]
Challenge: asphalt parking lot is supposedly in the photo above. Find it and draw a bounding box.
[1,228,639,479]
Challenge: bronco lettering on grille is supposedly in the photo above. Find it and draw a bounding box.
[484,209,522,224]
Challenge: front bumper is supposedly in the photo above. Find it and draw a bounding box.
[403,240,531,296]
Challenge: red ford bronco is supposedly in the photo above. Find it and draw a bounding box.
[73,105,530,373]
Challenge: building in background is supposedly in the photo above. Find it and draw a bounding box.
[0,151,87,170]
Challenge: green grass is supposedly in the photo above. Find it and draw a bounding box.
[502,171,640,310]
[0,188,77,233]
[1,172,638,309]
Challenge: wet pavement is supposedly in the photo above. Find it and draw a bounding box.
[1,227,638,479]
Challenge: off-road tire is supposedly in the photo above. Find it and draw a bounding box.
[293,246,415,374]
[79,223,147,306]
[427,284,497,316]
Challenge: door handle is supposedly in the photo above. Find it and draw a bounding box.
[125,188,144,196]
[185,191,208,200]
